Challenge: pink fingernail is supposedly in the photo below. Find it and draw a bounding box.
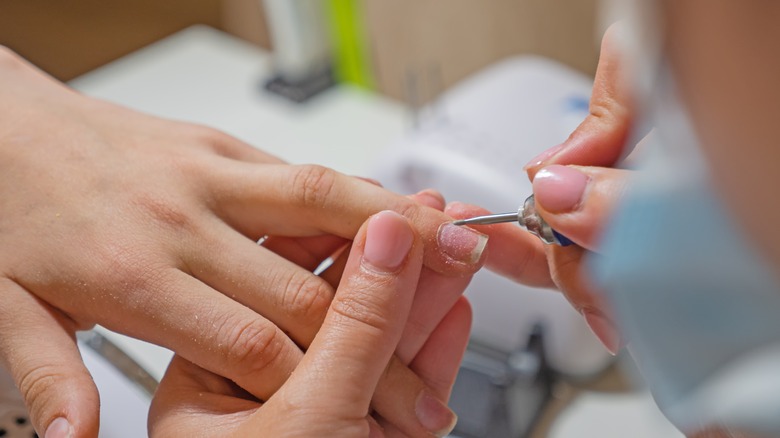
[45,418,72,438]
[437,223,488,265]
[532,165,589,213]
[582,310,620,356]
[416,390,457,437]
[363,211,414,272]
[523,143,566,170]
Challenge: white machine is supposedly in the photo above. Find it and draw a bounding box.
[374,56,612,377]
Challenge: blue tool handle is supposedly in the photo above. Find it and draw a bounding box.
[552,230,575,247]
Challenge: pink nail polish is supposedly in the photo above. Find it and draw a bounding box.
[523,143,566,170]
[363,211,414,272]
[582,310,620,355]
[437,223,488,265]
[532,165,589,213]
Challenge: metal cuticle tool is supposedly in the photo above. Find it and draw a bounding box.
[453,195,574,246]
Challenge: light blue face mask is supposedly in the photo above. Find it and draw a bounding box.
[592,65,780,436]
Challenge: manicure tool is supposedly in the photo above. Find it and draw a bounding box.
[453,195,574,246]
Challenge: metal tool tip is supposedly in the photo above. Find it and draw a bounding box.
[452,219,467,226]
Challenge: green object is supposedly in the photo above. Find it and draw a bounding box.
[327,0,374,89]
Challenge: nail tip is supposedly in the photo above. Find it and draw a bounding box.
[470,234,489,264]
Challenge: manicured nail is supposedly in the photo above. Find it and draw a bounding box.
[582,310,620,355]
[363,211,414,272]
[524,143,566,170]
[437,223,488,265]
[416,390,457,437]
[532,165,589,213]
[45,417,72,438]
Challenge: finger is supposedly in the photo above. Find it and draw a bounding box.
[92,269,304,401]
[532,164,630,250]
[0,278,99,438]
[445,202,555,288]
[318,188,446,288]
[524,23,634,178]
[184,223,335,347]
[409,297,472,401]
[378,298,471,437]
[261,234,348,271]
[256,211,455,437]
[408,189,446,211]
[209,163,488,276]
[545,245,621,355]
[395,268,472,363]
[150,356,259,438]
[282,211,420,405]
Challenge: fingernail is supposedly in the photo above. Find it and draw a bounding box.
[524,143,566,170]
[533,165,589,213]
[416,390,457,437]
[582,310,620,355]
[413,189,446,210]
[363,211,414,272]
[45,417,72,438]
[437,223,488,265]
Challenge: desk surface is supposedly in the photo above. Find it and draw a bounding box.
[70,25,681,438]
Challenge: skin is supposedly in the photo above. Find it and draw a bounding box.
[150,211,472,437]
[0,48,486,437]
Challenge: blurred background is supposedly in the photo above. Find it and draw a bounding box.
[0,0,600,102]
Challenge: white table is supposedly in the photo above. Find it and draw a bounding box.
[70,25,681,438]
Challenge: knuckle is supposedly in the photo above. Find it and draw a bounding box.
[329,280,391,334]
[290,165,338,209]
[221,317,288,378]
[281,271,332,324]
[129,192,197,234]
[17,364,64,419]
[189,125,233,149]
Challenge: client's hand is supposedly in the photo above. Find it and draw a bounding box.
[0,47,484,437]
[150,211,470,437]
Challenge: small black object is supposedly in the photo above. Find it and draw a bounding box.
[264,67,336,104]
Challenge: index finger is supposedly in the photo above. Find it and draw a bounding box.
[210,163,489,277]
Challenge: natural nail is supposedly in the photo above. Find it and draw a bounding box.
[413,189,446,210]
[437,223,488,265]
[532,165,589,213]
[524,143,566,170]
[416,390,457,437]
[363,211,414,272]
[582,310,620,355]
[45,417,72,438]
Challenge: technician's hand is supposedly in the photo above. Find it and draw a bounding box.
[150,212,470,437]
[447,24,636,355]
[0,47,485,437]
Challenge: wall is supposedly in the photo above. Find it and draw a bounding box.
[0,1,600,98]
[364,0,601,102]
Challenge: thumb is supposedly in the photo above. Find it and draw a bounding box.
[0,279,99,438]
[258,210,423,433]
[525,23,634,178]
[531,164,630,250]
